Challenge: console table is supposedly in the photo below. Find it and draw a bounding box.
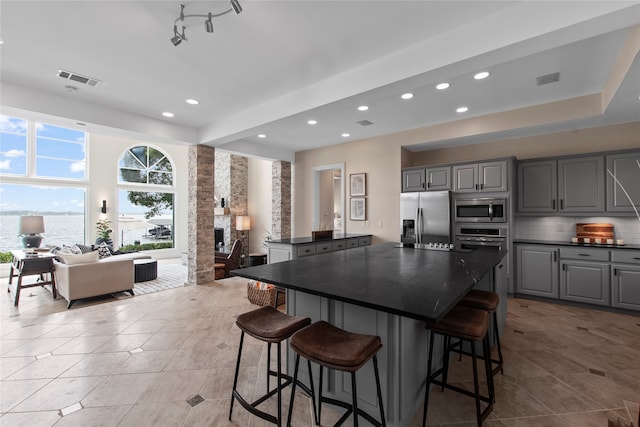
[8,250,57,306]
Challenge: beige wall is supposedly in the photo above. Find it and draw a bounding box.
[247,157,273,255]
[409,122,640,166]
[90,134,189,256]
[294,121,640,244]
[294,138,402,243]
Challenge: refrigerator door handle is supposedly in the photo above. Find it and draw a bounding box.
[418,207,424,244]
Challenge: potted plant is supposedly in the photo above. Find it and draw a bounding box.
[95,218,114,247]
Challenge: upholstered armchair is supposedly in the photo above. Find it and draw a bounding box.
[215,239,243,278]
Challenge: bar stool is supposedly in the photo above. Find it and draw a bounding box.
[458,290,504,376]
[287,321,386,427]
[422,305,494,427]
[229,306,313,426]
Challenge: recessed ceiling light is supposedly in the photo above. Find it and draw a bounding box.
[358,105,369,111]
[162,112,174,118]
[401,93,414,100]
[456,106,469,113]
[474,71,490,80]
[257,134,266,138]
[307,119,317,125]
[342,133,350,138]
[436,82,450,90]
[185,99,199,105]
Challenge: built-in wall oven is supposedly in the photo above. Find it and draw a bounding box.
[454,225,508,251]
[454,197,507,223]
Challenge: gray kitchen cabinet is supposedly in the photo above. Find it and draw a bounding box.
[518,160,557,212]
[267,234,372,264]
[560,247,609,306]
[518,156,604,213]
[426,166,451,191]
[402,166,451,192]
[611,250,640,311]
[606,151,640,212]
[402,168,426,192]
[516,244,559,298]
[453,160,507,193]
[558,156,605,212]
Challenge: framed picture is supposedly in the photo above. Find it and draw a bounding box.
[350,197,366,221]
[350,173,366,196]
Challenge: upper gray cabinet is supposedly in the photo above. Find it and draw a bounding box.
[606,151,640,212]
[453,160,508,193]
[402,166,451,192]
[518,160,557,212]
[402,168,425,192]
[518,156,605,213]
[425,166,451,191]
[558,156,605,212]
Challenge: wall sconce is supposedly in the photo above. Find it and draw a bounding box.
[101,200,107,214]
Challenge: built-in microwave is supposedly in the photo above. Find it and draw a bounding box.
[454,198,507,223]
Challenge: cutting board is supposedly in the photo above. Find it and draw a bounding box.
[576,223,614,241]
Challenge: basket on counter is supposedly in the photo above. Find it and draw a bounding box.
[247,280,286,307]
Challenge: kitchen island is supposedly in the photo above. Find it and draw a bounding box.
[232,242,507,426]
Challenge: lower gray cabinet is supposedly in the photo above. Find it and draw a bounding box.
[559,247,610,306]
[560,260,610,306]
[516,245,559,298]
[611,250,640,311]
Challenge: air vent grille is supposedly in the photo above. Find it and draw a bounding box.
[57,69,102,87]
[536,72,560,86]
[357,120,373,126]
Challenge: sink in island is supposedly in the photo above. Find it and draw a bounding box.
[232,241,507,426]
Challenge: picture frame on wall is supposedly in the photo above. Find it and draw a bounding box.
[350,173,366,196]
[350,197,366,221]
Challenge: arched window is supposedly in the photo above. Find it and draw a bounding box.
[119,145,173,185]
[117,145,175,249]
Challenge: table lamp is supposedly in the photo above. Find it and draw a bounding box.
[19,215,45,249]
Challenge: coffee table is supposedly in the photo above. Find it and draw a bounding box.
[134,258,158,282]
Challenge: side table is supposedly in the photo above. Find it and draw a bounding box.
[8,250,57,306]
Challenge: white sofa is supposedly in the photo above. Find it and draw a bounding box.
[54,252,151,308]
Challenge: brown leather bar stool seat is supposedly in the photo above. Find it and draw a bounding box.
[230,306,313,426]
[422,305,494,427]
[459,290,504,376]
[287,321,386,427]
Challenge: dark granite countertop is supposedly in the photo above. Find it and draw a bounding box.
[232,242,506,323]
[514,239,640,250]
[268,233,372,245]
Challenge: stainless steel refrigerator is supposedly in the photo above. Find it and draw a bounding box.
[400,190,452,245]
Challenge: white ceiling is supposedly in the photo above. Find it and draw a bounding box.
[1,1,639,162]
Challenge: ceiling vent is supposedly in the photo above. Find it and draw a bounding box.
[536,72,560,86]
[357,119,374,126]
[57,69,102,87]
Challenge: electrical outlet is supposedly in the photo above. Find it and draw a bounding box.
[377,220,383,228]
[556,223,565,232]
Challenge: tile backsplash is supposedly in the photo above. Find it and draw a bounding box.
[515,216,640,245]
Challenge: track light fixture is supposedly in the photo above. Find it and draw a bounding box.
[170,1,242,46]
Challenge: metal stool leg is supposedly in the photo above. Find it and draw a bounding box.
[229,331,245,420]
[286,353,301,427]
[351,371,359,427]
[470,342,482,426]
[422,330,435,427]
[372,355,386,427]
[493,311,504,375]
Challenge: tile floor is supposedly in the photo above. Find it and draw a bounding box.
[1,261,639,427]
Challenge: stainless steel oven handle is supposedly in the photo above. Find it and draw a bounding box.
[488,201,493,219]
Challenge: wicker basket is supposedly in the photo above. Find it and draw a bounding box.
[247,282,286,307]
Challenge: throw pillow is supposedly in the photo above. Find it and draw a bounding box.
[97,242,112,259]
[59,251,100,265]
[76,244,95,254]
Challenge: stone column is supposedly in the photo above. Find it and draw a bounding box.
[187,145,215,285]
[272,160,291,240]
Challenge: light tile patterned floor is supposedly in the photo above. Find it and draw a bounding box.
[1,260,639,426]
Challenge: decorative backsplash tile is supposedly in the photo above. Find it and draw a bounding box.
[515,216,640,245]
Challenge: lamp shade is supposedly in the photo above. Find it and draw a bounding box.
[19,215,45,235]
[236,216,251,231]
